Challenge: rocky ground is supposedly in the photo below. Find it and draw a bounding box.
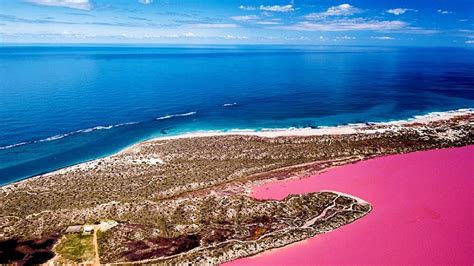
[0,112,472,264]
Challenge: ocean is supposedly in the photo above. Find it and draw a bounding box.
[1,45,473,184]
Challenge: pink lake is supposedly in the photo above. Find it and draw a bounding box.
[226,145,474,265]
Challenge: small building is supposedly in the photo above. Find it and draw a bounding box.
[65,225,82,234]
[83,225,94,235]
[98,220,118,232]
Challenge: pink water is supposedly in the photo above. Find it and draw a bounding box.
[226,146,474,265]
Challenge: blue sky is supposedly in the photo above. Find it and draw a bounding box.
[0,0,473,45]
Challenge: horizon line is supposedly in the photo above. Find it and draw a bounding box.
[1,42,473,49]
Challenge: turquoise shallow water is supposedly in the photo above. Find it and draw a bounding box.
[1,45,473,184]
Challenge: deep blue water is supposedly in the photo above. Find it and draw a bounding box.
[1,45,473,185]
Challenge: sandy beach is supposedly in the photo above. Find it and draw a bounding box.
[2,108,471,190]
[144,108,474,143]
[227,145,474,265]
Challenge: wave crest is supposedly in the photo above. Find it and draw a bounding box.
[222,102,238,107]
[0,142,28,150]
[156,111,197,120]
[0,122,138,150]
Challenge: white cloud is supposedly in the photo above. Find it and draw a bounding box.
[335,36,356,40]
[437,9,452,14]
[143,32,197,39]
[305,3,360,19]
[239,5,256,11]
[279,19,407,32]
[224,35,249,40]
[0,30,256,42]
[138,0,153,4]
[386,8,416,15]
[284,36,310,41]
[191,23,239,28]
[325,4,360,16]
[26,0,91,10]
[466,40,474,44]
[257,21,281,25]
[259,5,294,12]
[182,32,195,37]
[230,15,259,21]
[371,36,395,40]
[395,27,438,34]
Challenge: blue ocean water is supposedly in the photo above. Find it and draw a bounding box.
[1,45,473,184]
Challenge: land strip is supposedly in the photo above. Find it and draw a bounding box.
[0,111,472,264]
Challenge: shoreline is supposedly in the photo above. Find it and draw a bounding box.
[154,108,474,141]
[2,107,473,151]
[1,110,472,264]
[1,107,473,188]
[228,145,474,265]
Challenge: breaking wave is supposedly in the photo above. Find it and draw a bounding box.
[156,111,197,120]
[0,142,29,150]
[0,122,138,150]
[222,102,238,107]
[156,108,474,140]
[2,108,472,151]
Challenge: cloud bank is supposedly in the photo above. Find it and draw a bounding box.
[26,0,91,10]
[279,19,407,32]
[259,5,294,12]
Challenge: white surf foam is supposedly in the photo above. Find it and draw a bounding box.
[156,111,197,120]
[156,108,474,140]
[0,142,28,150]
[0,122,138,150]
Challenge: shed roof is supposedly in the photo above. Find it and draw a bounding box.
[83,225,94,232]
[65,225,82,233]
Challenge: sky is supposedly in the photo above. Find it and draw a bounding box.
[0,0,473,46]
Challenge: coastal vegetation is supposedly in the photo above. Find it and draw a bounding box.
[55,234,95,263]
[0,112,472,264]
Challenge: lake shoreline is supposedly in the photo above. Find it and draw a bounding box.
[227,145,474,265]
